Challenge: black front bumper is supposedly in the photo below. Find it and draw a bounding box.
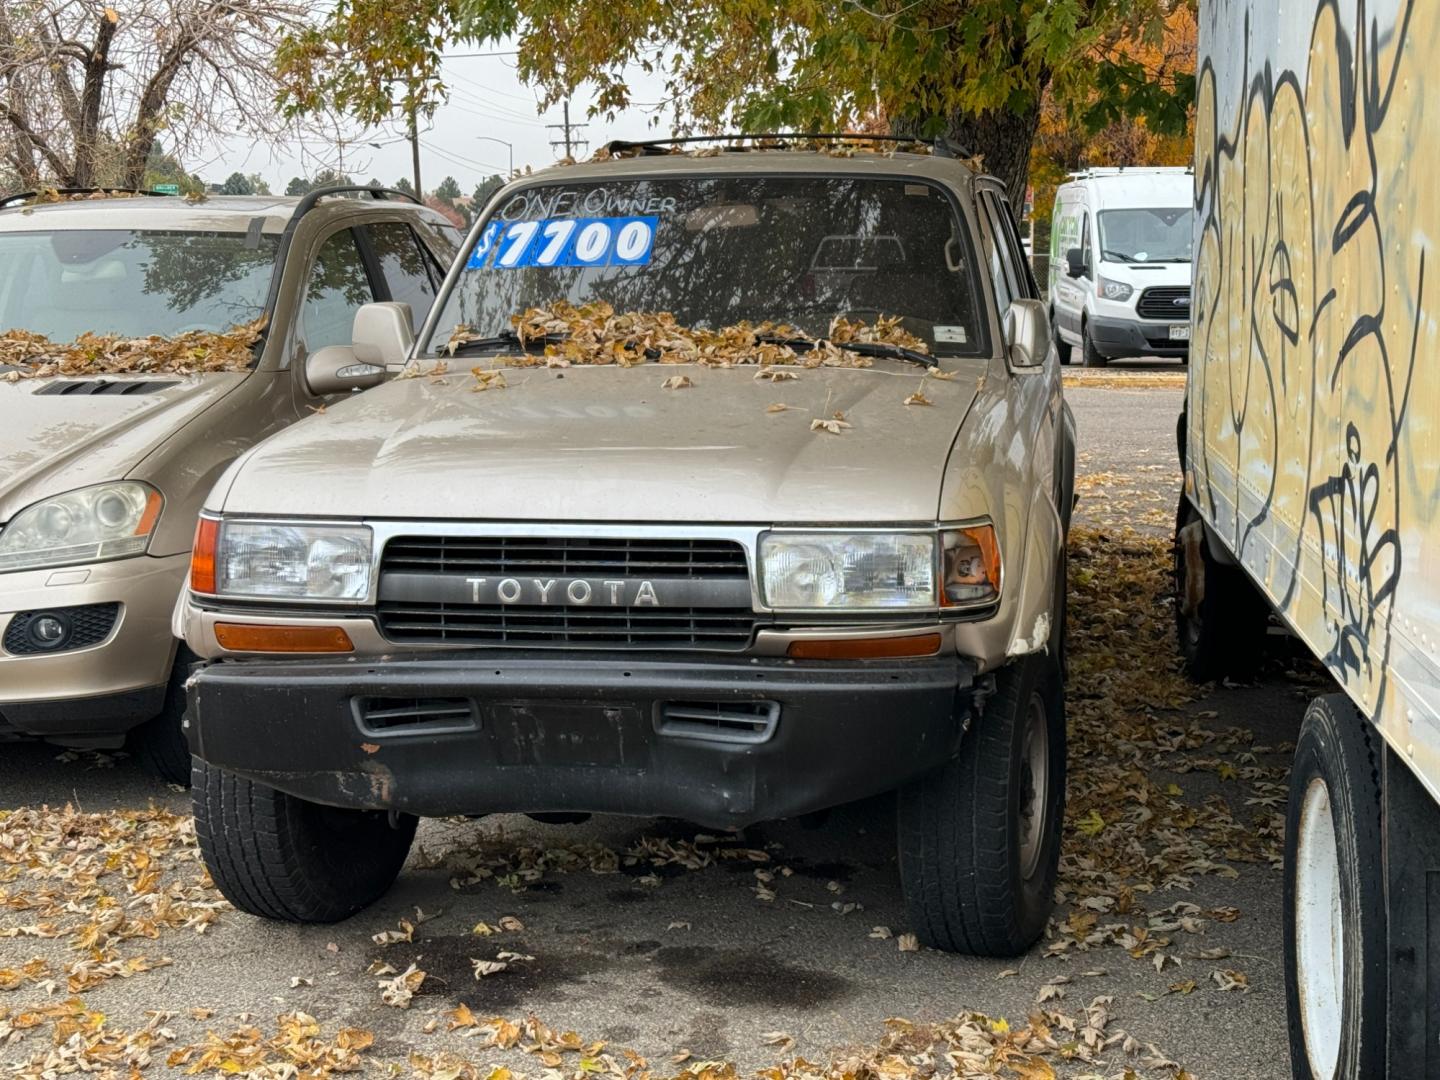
[187,652,972,828]
[1089,314,1189,359]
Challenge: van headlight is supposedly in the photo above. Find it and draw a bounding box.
[199,520,372,601]
[1097,276,1134,302]
[0,482,162,573]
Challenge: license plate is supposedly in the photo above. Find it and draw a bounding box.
[1169,324,1191,341]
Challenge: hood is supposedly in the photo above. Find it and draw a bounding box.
[1095,259,1191,287]
[0,373,247,521]
[217,360,988,523]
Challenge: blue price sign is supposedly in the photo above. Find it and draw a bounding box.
[467,215,657,270]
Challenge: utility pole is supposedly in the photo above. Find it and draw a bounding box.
[547,100,588,159]
[408,100,422,198]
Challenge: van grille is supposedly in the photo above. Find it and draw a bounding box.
[1136,286,1190,321]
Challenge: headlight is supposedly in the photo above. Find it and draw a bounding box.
[760,532,936,609]
[1097,276,1134,302]
[205,521,373,601]
[0,482,162,573]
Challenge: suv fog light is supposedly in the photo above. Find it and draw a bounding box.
[28,614,70,650]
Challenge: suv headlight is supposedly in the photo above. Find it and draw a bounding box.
[760,532,937,609]
[1097,276,1134,302]
[0,482,162,573]
[193,519,372,601]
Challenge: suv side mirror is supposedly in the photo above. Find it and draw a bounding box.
[1004,298,1048,368]
[303,302,414,396]
[1065,247,1087,278]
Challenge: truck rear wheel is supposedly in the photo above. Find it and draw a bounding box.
[1283,694,1385,1079]
[897,653,1065,955]
[1172,497,1269,680]
[193,761,416,923]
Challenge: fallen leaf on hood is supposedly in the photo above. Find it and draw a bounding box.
[0,319,265,380]
[904,390,933,406]
[766,402,801,413]
[755,368,800,382]
[661,374,693,390]
[811,414,852,435]
[471,368,508,392]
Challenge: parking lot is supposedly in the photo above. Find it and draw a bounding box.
[0,367,1310,1080]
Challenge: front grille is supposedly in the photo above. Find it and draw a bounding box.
[377,535,757,649]
[3,603,120,655]
[1136,286,1191,321]
[377,602,759,649]
[380,535,749,578]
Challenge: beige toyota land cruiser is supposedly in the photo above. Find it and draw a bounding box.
[177,138,1077,956]
[0,186,459,782]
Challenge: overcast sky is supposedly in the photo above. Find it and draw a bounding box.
[204,47,676,195]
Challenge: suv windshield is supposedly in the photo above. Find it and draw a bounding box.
[0,229,279,341]
[429,175,988,356]
[1096,208,1193,263]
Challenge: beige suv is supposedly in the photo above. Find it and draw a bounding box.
[177,139,1076,955]
[0,186,459,782]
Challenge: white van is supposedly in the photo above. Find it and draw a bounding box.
[1047,167,1193,366]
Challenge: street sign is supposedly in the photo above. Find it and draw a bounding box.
[153,183,180,195]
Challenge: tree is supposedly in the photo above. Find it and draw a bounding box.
[285,176,312,196]
[276,0,1194,206]
[310,168,353,190]
[0,2,325,190]
[221,172,256,196]
[393,176,415,196]
[434,174,462,205]
[473,174,503,209]
[423,194,465,228]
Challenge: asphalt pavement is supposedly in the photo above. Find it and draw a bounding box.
[0,366,1303,1080]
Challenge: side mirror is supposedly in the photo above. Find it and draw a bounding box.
[353,301,415,371]
[1004,298,1049,368]
[1065,247,1087,278]
[303,345,385,396]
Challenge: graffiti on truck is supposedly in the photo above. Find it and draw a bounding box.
[1191,0,1436,716]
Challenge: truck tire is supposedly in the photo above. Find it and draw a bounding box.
[1172,497,1269,681]
[193,761,416,923]
[127,643,196,787]
[1283,694,1385,1080]
[897,652,1065,955]
[1081,323,1108,367]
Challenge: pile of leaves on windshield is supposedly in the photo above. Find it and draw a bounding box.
[444,302,927,370]
[0,318,264,381]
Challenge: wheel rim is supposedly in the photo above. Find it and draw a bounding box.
[1017,694,1050,881]
[1295,776,1344,1079]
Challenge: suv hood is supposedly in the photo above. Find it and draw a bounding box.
[0,374,247,521]
[217,361,988,523]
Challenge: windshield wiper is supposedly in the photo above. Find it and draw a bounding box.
[1101,248,1137,263]
[445,328,561,355]
[757,334,937,369]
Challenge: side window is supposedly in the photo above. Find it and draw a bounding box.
[1080,212,1093,279]
[367,221,439,333]
[993,193,1039,299]
[301,228,374,352]
[979,191,1022,309]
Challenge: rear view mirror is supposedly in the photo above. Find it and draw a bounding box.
[303,345,384,396]
[1065,247,1087,278]
[1004,299,1048,368]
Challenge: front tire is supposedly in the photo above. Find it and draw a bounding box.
[128,643,196,786]
[193,761,416,923]
[1081,323,1109,367]
[1051,313,1073,365]
[1283,694,1385,1079]
[897,653,1066,955]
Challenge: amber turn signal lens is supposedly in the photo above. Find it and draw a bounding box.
[190,517,219,594]
[787,633,942,660]
[214,623,354,653]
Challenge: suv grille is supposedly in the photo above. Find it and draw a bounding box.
[377,536,758,649]
[1136,286,1190,321]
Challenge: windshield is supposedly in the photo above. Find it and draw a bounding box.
[0,229,279,342]
[1096,207,1193,263]
[428,175,988,356]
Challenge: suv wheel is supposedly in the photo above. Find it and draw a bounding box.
[1081,323,1108,367]
[897,652,1065,955]
[128,644,196,787]
[1172,496,1269,680]
[194,761,416,923]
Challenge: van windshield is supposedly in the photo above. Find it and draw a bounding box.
[1096,208,1193,264]
[428,175,989,357]
[0,230,278,342]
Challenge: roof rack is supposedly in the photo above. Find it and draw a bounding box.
[0,187,174,209]
[598,132,976,159]
[292,184,422,214]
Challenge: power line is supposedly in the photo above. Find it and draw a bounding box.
[547,100,588,159]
